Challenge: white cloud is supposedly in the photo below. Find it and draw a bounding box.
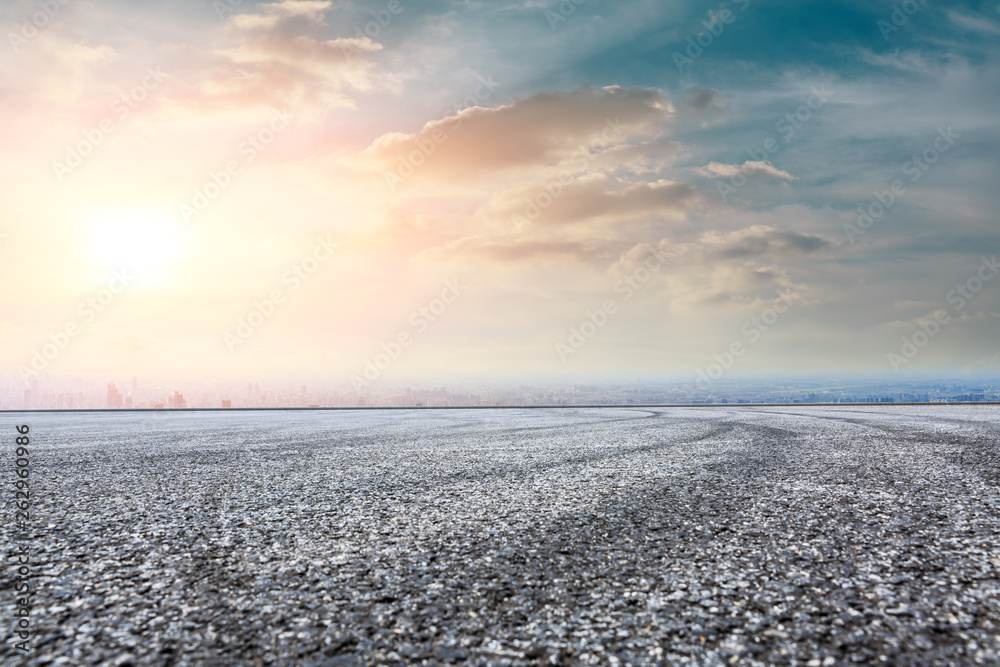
[692,161,797,182]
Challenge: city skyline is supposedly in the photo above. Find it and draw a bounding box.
[7,372,1000,411]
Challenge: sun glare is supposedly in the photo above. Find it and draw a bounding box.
[89,210,183,272]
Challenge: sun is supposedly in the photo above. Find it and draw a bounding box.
[88,210,183,271]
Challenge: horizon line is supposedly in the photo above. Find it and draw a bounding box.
[4,401,1000,414]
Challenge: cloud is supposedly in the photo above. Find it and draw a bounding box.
[484,175,698,227]
[423,236,610,264]
[611,226,832,273]
[0,36,117,103]
[681,87,730,113]
[366,86,673,179]
[229,0,335,29]
[590,139,687,174]
[678,87,730,127]
[689,263,802,305]
[612,238,806,306]
[699,225,833,259]
[607,225,831,306]
[200,0,383,115]
[948,10,1000,35]
[692,161,797,182]
[857,48,937,74]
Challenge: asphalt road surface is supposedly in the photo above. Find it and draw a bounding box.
[2,406,999,665]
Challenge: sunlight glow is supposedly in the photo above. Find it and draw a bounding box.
[88,210,183,271]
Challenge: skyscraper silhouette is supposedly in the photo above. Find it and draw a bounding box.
[107,384,123,409]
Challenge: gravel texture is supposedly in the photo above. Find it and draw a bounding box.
[2,406,1000,665]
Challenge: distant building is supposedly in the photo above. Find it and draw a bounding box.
[168,391,187,409]
[107,384,123,409]
[221,399,232,408]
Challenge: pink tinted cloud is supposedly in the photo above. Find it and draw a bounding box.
[367,86,674,179]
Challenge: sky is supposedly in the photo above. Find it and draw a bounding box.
[1,0,998,388]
